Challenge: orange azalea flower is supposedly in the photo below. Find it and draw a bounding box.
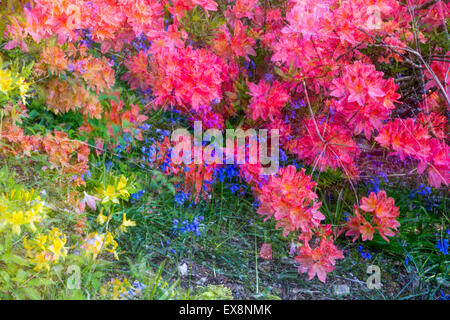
[295,237,344,283]
[259,243,273,260]
[346,191,400,243]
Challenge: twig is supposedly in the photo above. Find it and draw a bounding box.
[302,80,325,144]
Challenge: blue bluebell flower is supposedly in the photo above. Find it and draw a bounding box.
[174,192,190,206]
[123,132,133,143]
[131,190,145,203]
[105,161,113,171]
[440,291,450,300]
[229,184,240,194]
[436,239,449,255]
[115,144,126,153]
[343,212,349,221]
[410,184,432,198]
[214,165,240,183]
[132,280,147,291]
[367,177,381,194]
[279,149,288,163]
[358,246,372,260]
[173,216,204,237]
[82,170,91,181]
[292,99,306,109]
[404,255,411,266]
[139,124,152,131]
[264,73,274,82]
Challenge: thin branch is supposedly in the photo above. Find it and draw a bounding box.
[302,80,325,144]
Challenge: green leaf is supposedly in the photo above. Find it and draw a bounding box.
[12,269,28,283]
[22,287,42,300]
[3,253,28,266]
[28,278,54,287]
[112,124,121,136]
[122,119,131,129]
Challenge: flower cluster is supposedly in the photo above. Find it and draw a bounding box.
[247,80,290,122]
[1,121,91,187]
[436,239,448,255]
[295,236,344,283]
[358,245,372,260]
[96,175,132,204]
[330,61,400,139]
[0,187,46,235]
[172,216,204,237]
[0,66,31,104]
[345,191,400,242]
[23,227,68,271]
[376,119,449,188]
[99,278,134,300]
[257,165,323,237]
[254,165,344,282]
[80,231,119,260]
[35,43,115,119]
[147,45,229,112]
[287,118,360,178]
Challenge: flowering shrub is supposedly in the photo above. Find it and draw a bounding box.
[0,0,448,288]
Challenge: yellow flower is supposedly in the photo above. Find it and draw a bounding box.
[34,233,48,251]
[0,69,13,92]
[0,201,6,213]
[0,187,46,235]
[23,227,67,271]
[96,208,108,225]
[100,278,133,300]
[104,232,119,260]
[48,237,67,261]
[47,228,67,262]
[9,211,26,235]
[81,231,119,260]
[98,175,132,204]
[119,213,136,233]
[80,232,104,258]
[30,251,50,272]
[116,176,130,198]
[117,176,128,191]
[17,77,30,96]
[100,184,120,204]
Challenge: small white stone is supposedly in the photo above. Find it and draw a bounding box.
[178,263,188,276]
[197,277,207,285]
[333,284,350,296]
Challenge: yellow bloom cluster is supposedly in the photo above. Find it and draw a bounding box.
[118,213,136,233]
[0,68,30,102]
[0,69,13,92]
[23,227,68,272]
[99,278,133,300]
[80,231,119,260]
[0,188,46,235]
[96,209,136,234]
[97,175,131,204]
